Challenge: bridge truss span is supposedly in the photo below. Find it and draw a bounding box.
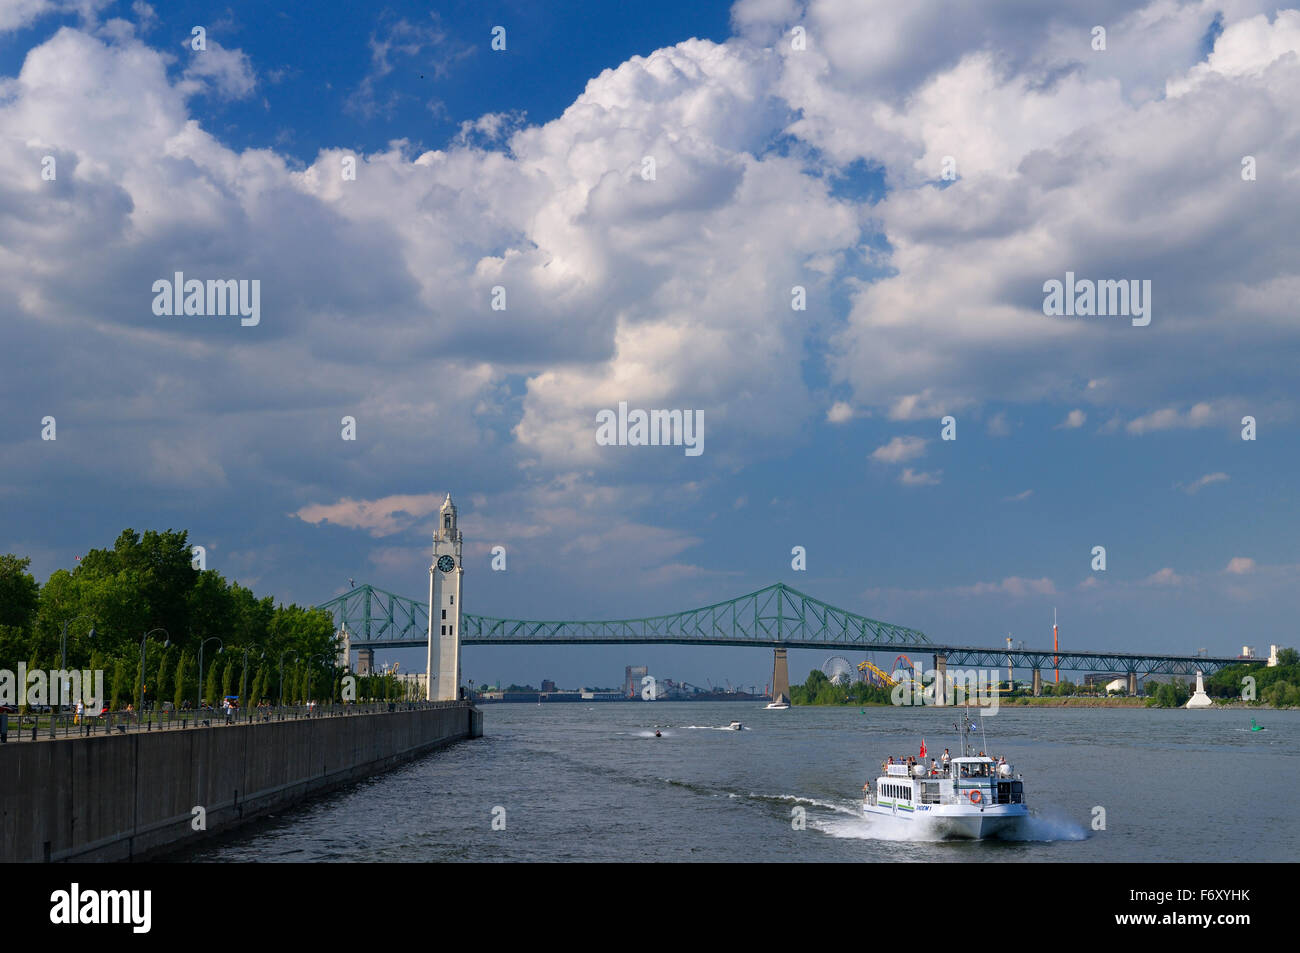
[460,582,933,648]
[316,582,931,649]
[934,646,1248,677]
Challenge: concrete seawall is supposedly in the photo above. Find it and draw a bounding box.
[0,703,483,862]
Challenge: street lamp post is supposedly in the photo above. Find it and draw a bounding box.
[138,628,170,719]
[278,651,298,707]
[306,653,327,708]
[56,615,95,717]
[198,637,223,710]
[241,647,264,719]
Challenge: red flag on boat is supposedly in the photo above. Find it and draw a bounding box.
[919,739,927,758]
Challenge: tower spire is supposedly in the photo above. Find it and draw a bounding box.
[428,491,464,701]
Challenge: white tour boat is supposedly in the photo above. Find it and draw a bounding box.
[860,717,1027,839]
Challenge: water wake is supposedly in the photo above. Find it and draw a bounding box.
[731,791,858,815]
[680,725,749,731]
[999,811,1088,842]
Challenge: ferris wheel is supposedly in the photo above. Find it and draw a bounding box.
[822,656,856,686]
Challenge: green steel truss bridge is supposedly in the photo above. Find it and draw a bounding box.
[315,582,1251,677]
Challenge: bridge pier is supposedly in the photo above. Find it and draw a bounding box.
[1032,668,1041,696]
[933,654,947,706]
[771,647,790,703]
[1128,671,1138,696]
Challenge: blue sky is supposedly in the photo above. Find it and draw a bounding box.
[2,0,1298,691]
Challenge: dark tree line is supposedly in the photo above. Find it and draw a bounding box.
[0,530,404,710]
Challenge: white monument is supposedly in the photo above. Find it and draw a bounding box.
[1185,669,1213,708]
[337,622,351,669]
[426,493,464,701]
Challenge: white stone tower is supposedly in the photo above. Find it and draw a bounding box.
[427,493,464,701]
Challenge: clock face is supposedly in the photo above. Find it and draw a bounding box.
[437,555,455,573]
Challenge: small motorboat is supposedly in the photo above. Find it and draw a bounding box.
[727,720,744,731]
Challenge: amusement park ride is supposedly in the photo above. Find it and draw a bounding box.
[857,655,917,688]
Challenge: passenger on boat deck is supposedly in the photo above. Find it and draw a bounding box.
[930,759,939,776]
[887,756,894,765]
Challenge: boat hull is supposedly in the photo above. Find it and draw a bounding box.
[862,802,1028,839]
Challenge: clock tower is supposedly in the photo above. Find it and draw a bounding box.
[427,492,464,701]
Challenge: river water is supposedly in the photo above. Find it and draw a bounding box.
[178,703,1299,862]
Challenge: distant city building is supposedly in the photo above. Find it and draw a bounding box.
[394,672,427,699]
[624,665,648,697]
[541,679,556,693]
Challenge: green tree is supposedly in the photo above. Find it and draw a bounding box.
[1171,678,1189,706]
[250,664,265,707]
[107,529,197,640]
[204,658,219,706]
[1276,647,1299,667]
[110,659,126,711]
[0,624,27,671]
[186,569,235,655]
[174,651,190,709]
[813,682,842,705]
[221,656,235,700]
[0,554,40,633]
